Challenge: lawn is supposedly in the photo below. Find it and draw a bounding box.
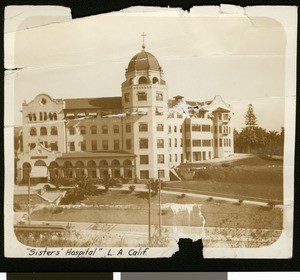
[167,156,283,202]
[31,190,282,230]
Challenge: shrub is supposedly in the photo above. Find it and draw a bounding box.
[52,206,63,214]
[177,193,186,199]
[206,197,213,202]
[129,185,136,193]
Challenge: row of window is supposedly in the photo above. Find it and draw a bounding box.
[139,170,165,179]
[65,110,121,119]
[30,127,57,136]
[68,125,120,135]
[68,139,124,152]
[124,91,164,103]
[28,112,57,122]
[215,125,231,135]
[216,138,232,147]
[185,124,212,132]
[185,139,213,147]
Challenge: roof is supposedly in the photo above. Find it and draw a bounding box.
[64,97,122,110]
[57,151,136,159]
[128,50,161,72]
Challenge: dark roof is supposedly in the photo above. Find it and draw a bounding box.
[128,50,161,72]
[64,97,122,110]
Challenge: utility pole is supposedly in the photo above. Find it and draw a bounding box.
[148,180,151,246]
[28,175,31,225]
[158,169,162,237]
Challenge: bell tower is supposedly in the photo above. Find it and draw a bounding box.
[121,36,169,180]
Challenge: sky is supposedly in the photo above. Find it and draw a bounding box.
[11,11,286,131]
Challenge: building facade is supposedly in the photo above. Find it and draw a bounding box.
[15,47,234,183]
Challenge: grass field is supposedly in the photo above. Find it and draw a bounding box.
[31,190,282,230]
[168,156,283,202]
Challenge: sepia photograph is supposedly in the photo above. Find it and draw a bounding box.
[4,5,297,258]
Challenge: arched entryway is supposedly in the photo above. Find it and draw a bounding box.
[111,160,121,178]
[22,162,31,183]
[49,161,59,181]
[75,161,85,178]
[123,159,133,179]
[63,161,73,178]
[99,160,108,178]
[87,160,97,178]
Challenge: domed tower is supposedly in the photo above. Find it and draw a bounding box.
[121,41,169,181]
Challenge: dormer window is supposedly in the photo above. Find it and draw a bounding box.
[137,92,147,101]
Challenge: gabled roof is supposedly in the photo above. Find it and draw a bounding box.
[64,97,122,110]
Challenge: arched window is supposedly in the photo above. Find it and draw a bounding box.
[33,113,37,121]
[39,112,43,121]
[87,160,97,178]
[30,127,37,136]
[28,114,32,121]
[40,127,47,136]
[91,126,97,134]
[49,113,53,120]
[80,126,86,135]
[111,160,121,178]
[44,112,48,120]
[75,161,85,178]
[63,161,73,178]
[102,125,108,134]
[152,77,159,84]
[53,113,57,120]
[138,76,148,84]
[113,125,119,134]
[50,126,58,135]
[99,160,108,178]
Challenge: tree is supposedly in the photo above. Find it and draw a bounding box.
[245,104,257,127]
[266,130,280,158]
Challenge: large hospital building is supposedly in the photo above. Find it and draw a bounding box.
[15,45,234,182]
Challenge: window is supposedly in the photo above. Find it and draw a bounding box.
[175,154,178,162]
[137,92,147,101]
[30,127,37,136]
[39,112,43,121]
[174,126,177,133]
[192,140,202,147]
[192,124,201,131]
[180,139,182,147]
[91,140,97,151]
[169,154,172,162]
[70,142,75,151]
[80,141,86,151]
[103,140,108,150]
[69,127,75,135]
[126,123,131,133]
[91,126,97,134]
[50,142,58,151]
[157,154,164,164]
[50,127,58,135]
[202,125,211,132]
[139,123,148,132]
[158,170,165,178]
[140,170,149,179]
[175,139,178,147]
[169,139,172,147]
[157,123,164,131]
[219,139,223,147]
[202,140,211,147]
[124,93,130,102]
[157,139,164,148]
[139,138,148,149]
[219,113,222,120]
[168,126,172,133]
[33,114,37,121]
[126,139,131,150]
[102,125,108,134]
[40,98,47,105]
[113,125,119,134]
[138,77,147,84]
[229,139,231,147]
[29,143,36,150]
[49,113,53,120]
[28,114,32,121]
[153,77,159,84]
[53,113,57,120]
[156,92,163,101]
[114,140,120,150]
[40,127,47,136]
[80,126,86,135]
[140,155,149,164]
[44,112,48,120]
